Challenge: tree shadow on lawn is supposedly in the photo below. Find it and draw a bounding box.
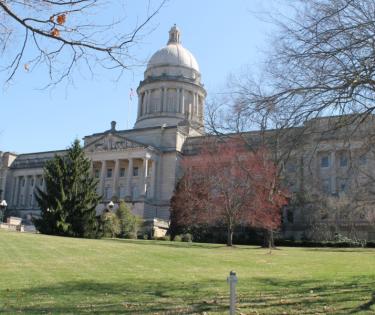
[0,279,228,315]
[303,248,375,253]
[1,276,374,314]
[102,238,267,251]
[102,238,233,250]
[240,276,375,314]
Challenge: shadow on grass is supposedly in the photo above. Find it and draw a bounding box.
[101,238,233,250]
[1,276,374,314]
[238,276,375,314]
[303,248,375,253]
[0,279,228,315]
[101,238,268,251]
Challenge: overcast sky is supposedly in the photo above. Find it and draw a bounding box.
[0,0,288,154]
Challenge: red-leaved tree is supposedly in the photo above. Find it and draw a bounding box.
[171,138,288,247]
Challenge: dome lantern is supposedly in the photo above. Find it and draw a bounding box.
[167,24,180,44]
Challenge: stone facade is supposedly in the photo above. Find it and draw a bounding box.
[0,26,205,234]
[1,25,375,241]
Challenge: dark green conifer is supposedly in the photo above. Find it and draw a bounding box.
[34,139,101,237]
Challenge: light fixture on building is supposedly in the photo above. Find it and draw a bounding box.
[107,201,115,211]
[0,199,7,222]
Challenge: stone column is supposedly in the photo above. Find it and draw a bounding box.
[24,176,31,207]
[137,93,142,118]
[140,158,149,197]
[147,90,152,114]
[11,176,19,206]
[143,91,147,115]
[195,93,199,118]
[19,176,24,206]
[99,160,107,197]
[32,175,37,208]
[150,159,157,199]
[181,89,185,115]
[177,88,181,113]
[126,158,133,197]
[113,159,120,198]
[162,87,167,112]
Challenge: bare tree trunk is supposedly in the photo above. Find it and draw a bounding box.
[269,230,274,253]
[263,229,275,251]
[227,227,233,246]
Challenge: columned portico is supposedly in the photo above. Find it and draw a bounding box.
[90,149,158,204]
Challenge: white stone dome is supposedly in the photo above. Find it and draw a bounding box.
[146,25,200,73]
[147,44,200,72]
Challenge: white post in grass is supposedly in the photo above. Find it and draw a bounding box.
[227,271,238,315]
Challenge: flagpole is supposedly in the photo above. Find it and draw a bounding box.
[127,88,134,130]
[126,92,130,129]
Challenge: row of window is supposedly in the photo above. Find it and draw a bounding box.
[286,154,368,172]
[94,166,151,179]
[103,184,151,200]
[19,176,44,188]
[320,153,367,168]
[321,178,349,194]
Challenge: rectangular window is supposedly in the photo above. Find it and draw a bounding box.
[107,168,112,178]
[105,187,112,200]
[30,178,34,186]
[339,154,348,167]
[132,186,139,198]
[94,169,100,178]
[120,168,126,177]
[359,154,367,165]
[133,167,139,177]
[286,162,296,173]
[338,178,348,193]
[320,155,330,168]
[322,178,331,194]
[22,178,25,187]
[119,186,126,198]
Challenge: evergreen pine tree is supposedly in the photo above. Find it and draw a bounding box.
[34,139,101,237]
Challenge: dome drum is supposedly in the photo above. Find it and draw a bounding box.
[135,84,205,129]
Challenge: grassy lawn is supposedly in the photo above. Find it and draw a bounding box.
[0,230,374,314]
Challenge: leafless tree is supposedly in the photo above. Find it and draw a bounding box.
[222,0,375,132]
[203,1,375,243]
[0,0,166,87]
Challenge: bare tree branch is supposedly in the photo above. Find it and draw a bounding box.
[0,0,166,86]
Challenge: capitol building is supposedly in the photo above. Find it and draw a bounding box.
[1,25,375,241]
[0,25,206,235]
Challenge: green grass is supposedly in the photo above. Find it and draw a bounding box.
[0,230,374,314]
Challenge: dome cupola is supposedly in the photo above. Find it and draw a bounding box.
[134,25,206,130]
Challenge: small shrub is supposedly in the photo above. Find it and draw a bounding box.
[173,235,182,242]
[142,234,149,240]
[99,212,120,238]
[116,200,141,239]
[156,235,170,241]
[181,233,192,242]
[127,232,137,239]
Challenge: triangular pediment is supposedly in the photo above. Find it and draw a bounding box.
[84,133,148,153]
